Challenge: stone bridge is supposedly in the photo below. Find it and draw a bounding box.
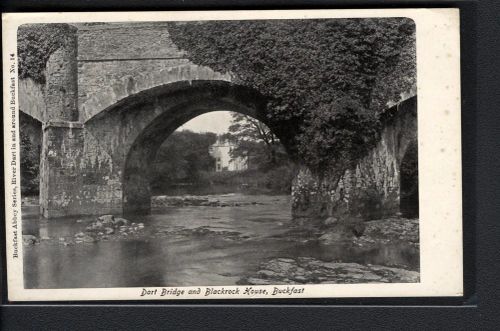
[19,23,417,218]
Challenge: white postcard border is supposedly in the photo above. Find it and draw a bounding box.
[2,8,463,301]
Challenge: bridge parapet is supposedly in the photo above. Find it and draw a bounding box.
[75,22,232,122]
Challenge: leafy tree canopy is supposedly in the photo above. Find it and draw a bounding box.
[151,130,217,190]
[221,113,289,170]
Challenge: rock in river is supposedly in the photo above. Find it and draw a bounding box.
[82,235,96,243]
[113,217,129,227]
[98,215,115,224]
[240,257,419,285]
[23,235,39,246]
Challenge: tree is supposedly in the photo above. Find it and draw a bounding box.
[150,130,217,192]
[168,18,416,176]
[20,132,39,195]
[223,113,288,168]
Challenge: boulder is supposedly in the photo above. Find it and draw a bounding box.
[319,231,344,243]
[257,270,276,278]
[22,235,38,245]
[93,220,104,229]
[323,216,339,226]
[104,227,114,235]
[82,235,95,243]
[98,215,115,224]
[113,217,129,227]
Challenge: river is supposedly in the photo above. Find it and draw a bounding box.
[22,194,419,288]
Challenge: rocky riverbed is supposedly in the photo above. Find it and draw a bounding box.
[152,194,265,208]
[236,216,419,285]
[240,257,419,285]
[23,214,146,246]
[318,217,419,247]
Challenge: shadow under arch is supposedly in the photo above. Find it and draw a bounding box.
[115,80,295,215]
[19,110,43,197]
[400,139,418,218]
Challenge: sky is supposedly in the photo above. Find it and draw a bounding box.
[177,111,233,134]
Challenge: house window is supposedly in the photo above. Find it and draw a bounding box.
[216,157,221,172]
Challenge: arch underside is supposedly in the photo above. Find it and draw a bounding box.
[85,80,290,215]
[19,111,43,196]
[399,139,418,218]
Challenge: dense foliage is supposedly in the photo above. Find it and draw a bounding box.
[222,113,290,170]
[17,24,75,84]
[150,130,217,192]
[168,18,415,174]
[20,132,39,195]
[206,165,296,195]
[298,97,381,173]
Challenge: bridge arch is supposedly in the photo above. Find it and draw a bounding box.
[84,80,293,215]
[80,64,232,123]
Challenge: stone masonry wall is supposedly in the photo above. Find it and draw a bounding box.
[76,23,184,61]
[70,23,231,215]
[39,123,85,217]
[291,96,417,221]
[76,23,192,122]
[44,26,78,122]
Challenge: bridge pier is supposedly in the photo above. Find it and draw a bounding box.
[291,96,418,220]
[39,25,85,218]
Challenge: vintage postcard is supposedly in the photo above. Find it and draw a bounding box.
[3,9,462,301]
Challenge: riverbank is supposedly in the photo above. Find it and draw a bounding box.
[240,257,419,285]
[319,217,419,247]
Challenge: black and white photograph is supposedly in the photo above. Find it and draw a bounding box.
[3,10,462,300]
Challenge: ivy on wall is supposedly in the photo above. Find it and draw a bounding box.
[168,18,416,174]
[17,23,75,84]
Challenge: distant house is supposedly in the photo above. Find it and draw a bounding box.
[209,138,248,172]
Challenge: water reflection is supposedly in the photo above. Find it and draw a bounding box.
[22,195,419,288]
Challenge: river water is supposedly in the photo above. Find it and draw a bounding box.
[22,194,419,288]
